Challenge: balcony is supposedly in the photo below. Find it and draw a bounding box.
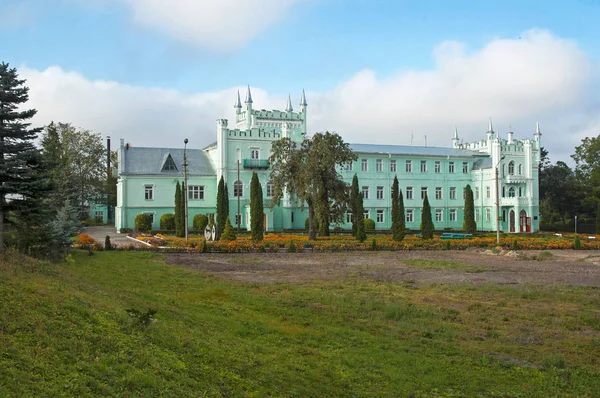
[504,175,531,184]
[243,159,269,169]
[499,197,531,207]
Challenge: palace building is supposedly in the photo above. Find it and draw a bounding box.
[114,86,541,233]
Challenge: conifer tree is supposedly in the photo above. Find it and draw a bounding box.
[180,181,186,236]
[216,176,226,238]
[174,181,183,237]
[463,184,476,233]
[250,172,264,241]
[221,216,237,241]
[0,63,47,252]
[391,176,405,241]
[224,183,230,229]
[596,201,600,234]
[350,174,360,236]
[421,193,434,239]
[355,177,367,242]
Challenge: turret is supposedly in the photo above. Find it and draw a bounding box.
[299,89,307,136]
[534,121,542,141]
[452,125,459,148]
[507,124,514,144]
[245,85,253,129]
[234,90,242,115]
[487,117,494,141]
[285,94,293,113]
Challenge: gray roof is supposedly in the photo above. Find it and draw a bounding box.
[122,147,215,176]
[471,157,493,170]
[349,143,485,158]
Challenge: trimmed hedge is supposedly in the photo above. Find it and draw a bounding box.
[134,214,153,233]
[193,214,209,231]
[364,218,375,232]
[160,213,176,230]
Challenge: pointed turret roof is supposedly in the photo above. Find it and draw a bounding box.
[285,94,293,112]
[488,117,494,133]
[234,90,242,108]
[245,85,253,103]
[453,125,459,140]
[300,89,307,106]
[535,121,542,136]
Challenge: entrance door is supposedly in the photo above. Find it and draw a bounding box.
[509,210,515,233]
[519,210,527,233]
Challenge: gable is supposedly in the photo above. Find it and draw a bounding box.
[161,154,178,172]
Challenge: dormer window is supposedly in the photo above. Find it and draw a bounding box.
[161,154,178,172]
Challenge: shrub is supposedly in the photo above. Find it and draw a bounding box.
[201,239,208,253]
[76,234,95,245]
[160,213,176,230]
[574,234,581,250]
[221,216,237,241]
[371,239,378,251]
[536,251,553,261]
[288,240,297,253]
[364,218,375,232]
[119,228,133,234]
[513,239,519,250]
[135,214,153,233]
[193,214,209,231]
[104,235,111,251]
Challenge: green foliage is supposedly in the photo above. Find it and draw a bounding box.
[216,177,227,238]
[574,234,581,250]
[174,181,183,237]
[201,239,208,253]
[391,176,405,241]
[463,184,476,234]
[104,236,111,251]
[305,216,319,232]
[250,172,264,241]
[160,213,176,230]
[287,240,297,253]
[350,174,359,237]
[513,239,519,250]
[596,202,600,234]
[220,216,236,241]
[134,214,152,233]
[193,214,209,231]
[50,200,82,249]
[371,239,378,251]
[364,218,375,232]
[421,193,434,239]
[355,176,367,243]
[125,308,157,329]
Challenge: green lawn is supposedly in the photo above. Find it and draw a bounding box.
[1,250,599,397]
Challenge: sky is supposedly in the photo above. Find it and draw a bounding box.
[1,0,600,164]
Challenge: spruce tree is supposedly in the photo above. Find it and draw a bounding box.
[221,216,237,241]
[350,174,360,236]
[216,176,226,238]
[391,176,405,241]
[463,184,476,233]
[421,193,434,239]
[0,63,46,252]
[250,172,264,241]
[174,181,183,237]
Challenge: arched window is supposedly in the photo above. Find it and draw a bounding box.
[519,187,523,197]
[266,181,274,197]
[233,180,243,197]
[508,187,515,198]
[518,163,523,175]
[502,186,506,197]
[508,161,515,175]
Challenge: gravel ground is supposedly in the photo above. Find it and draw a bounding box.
[165,249,600,287]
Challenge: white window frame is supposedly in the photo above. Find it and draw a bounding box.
[362,186,369,200]
[420,160,427,173]
[406,186,413,200]
[486,186,491,199]
[376,186,384,200]
[434,161,441,173]
[406,160,412,173]
[462,162,468,174]
[376,159,383,172]
[376,209,384,223]
[233,180,244,197]
[435,187,442,200]
[361,159,368,172]
[345,161,353,171]
[188,185,205,200]
[390,159,397,172]
[475,209,480,221]
[449,162,455,173]
[486,208,491,222]
[475,187,479,200]
[145,184,154,201]
[363,209,370,219]
[406,209,414,223]
[450,209,457,222]
[421,187,427,200]
[250,148,260,160]
[449,187,456,200]
[508,161,515,175]
[435,208,443,222]
[266,181,275,197]
[346,212,353,223]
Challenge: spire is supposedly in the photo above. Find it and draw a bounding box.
[299,89,307,106]
[245,85,253,103]
[453,125,459,140]
[488,117,493,133]
[234,90,242,109]
[535,121,541,136]
[285,94,293,112]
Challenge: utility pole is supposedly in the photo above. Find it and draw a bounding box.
[495,155,505,244]
[183,138,189,242]
[237,159,240,233]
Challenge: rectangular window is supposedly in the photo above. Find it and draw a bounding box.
[362,186,369,200]
[435,187,442,200]
[376,159,383,172]
[235,213,242,226]
[420,160,427,173]
[345,161,353,171]
[234,180,243,197]
[406,160,412,173]
[421,186,427,200]
[144,184,154,200]
[376,209,384,223]
[390,159,397,172]
[406,209,414,223]
[346,212,353,223]
[435,209,443,222]
[188,185,205,200]
[435,161,441,173]
[94,211,103,219]
[519,187,523,197]
[363,209,370,219]
[450,209,457,222]
[449,162,455,173]
[266,182,274,197]
[251,149,259,159]
[463,162,468,173]
[376,186,384,200]
[486,208,491,222]
[291,212,295,223]
[486,186,491,199]
[475,209,480,221]
[406,187,413,200]
[361,159,368,172]
[449,187,456,200]
[475,187,479,200]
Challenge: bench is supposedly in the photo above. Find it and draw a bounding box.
[441,232,473,239]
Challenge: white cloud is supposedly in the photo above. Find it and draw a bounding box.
[20,29,600,163]
[113,0,298,51]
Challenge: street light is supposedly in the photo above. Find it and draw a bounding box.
[495,155,505,245]
[183,138,189,242]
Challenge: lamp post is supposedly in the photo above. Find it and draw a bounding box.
[574,215,577,234]
[495,155,505,245]
[183,138,189,242]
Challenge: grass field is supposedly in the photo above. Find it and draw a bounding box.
[1,250,599,397]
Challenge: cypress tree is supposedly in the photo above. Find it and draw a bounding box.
[463,184,476,233]
[398,187,406,241]
[250,172,264,241]
[216,176,226,238]
[596,201,600,234]
[421,193,434,239]
[180,181,186,237]
[224,183,230,229]
[350,174,360,236]
[174,181,183,237]
[355,178,367,242]
[391,176,405,241]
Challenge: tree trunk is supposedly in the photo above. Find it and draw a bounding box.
[308,199,316,241]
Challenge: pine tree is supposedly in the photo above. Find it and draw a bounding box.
[391,176,405,241]
[250,172,264,241]
[350,174,360,236]
[421,193,434,239]
[174,181,183,237]
[216,176,226,238]
[0,63,47,252]
[463,184,476,233]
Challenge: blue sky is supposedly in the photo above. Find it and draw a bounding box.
[1,0,599,162]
